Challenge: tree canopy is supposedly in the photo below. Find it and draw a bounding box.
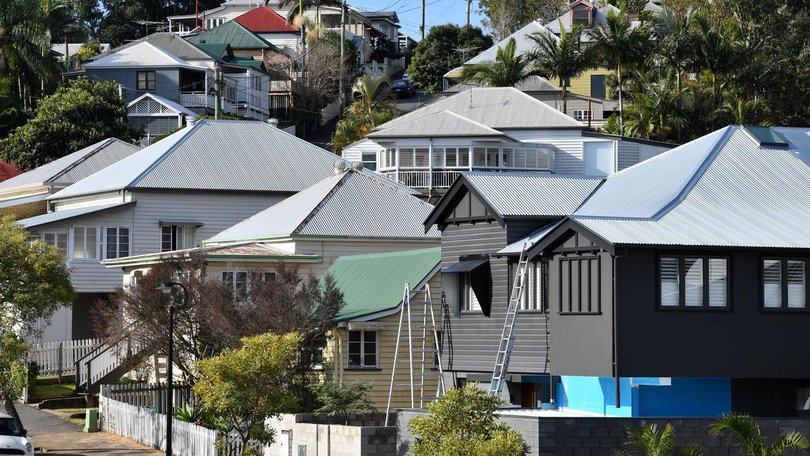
[408,24,493,94]
[0,77,140,170]
[460,38,534,88]
[477,0,565,40]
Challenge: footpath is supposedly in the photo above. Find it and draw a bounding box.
[17,404,161,455]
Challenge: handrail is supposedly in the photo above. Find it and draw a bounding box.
[76,324,146,392]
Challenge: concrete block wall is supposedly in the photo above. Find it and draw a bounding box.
[397,410,810,456]
[265,413,397,456]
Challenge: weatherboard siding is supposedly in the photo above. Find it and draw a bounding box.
[128,191,284,257]
[616,141,640,171]
[85,68,182,104]
[440,222,549,377]
[291,239,440,278]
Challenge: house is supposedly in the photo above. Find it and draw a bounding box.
[51,42,112,71]
[0,139,140,220]
[521,125,810,418]
[233,5,300,55]
[167,0,260,33]
[15,120,348,342]
[322,247,442,411]
[82,34,276,126]
[423,172,603,407]
[342,87,672,198]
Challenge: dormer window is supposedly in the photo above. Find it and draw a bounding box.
[570,2,593,27]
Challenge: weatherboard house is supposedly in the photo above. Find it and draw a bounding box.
[431,125,810,418]
[15,120,349,343]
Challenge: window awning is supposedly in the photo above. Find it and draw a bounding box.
[443,258,488,273]
[158,220,204,227]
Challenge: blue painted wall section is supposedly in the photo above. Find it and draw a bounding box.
[558,376,732,417]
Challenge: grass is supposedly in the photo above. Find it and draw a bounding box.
[45,407,96,426]
[29,383,76,401]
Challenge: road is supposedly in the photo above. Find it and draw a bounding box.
[395,90,435,113]
[16,404,161,456]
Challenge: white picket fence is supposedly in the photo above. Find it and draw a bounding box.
[99,393,218,456]
[28,338,102,376]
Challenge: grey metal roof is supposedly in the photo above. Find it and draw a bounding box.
[208,169,440,242]
[375,87,583,132]
[17,202,136,230]
[442,76,560,96]
[464,172,603,217]
[367,110,505,139]
[103,32,213,61]
[84,41,196,69]
[51,120,348,199]
[0,138,140,191]
[570,126,810,248]
[497,220,562,255]
[0,193,49,209]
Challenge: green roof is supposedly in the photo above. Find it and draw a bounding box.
[186,21,277,51]
[230,57,264,69]
[325,247,441,322]
[192,42,230,59]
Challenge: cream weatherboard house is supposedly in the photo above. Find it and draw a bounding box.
[16,120,350,342]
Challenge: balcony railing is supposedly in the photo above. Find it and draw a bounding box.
[380,170,464,189]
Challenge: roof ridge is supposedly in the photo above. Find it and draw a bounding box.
[290,171,347,234]
[506,87,584,127]
[46,138,116,183]
[127,123,200,188]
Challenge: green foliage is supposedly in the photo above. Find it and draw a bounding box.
[332,76,396,152]
[97,0,221,47]
[194,332,302,448]
[531,22,597,112]
[75,39,102,62]
[710,413,810,456]
[616,423,704,456]
[0,335,28,403]
[460,38,533,88]
[477,0,565,39]
[408,24,493,94]
[308,381,375,424]
[408,383,529,456]
[0,76,141,170]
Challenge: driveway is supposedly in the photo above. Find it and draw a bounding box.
[16,404,161,455]
[395,90,435,112]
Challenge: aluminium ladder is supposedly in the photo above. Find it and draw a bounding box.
[488,245,530,397]
[385,284,446,426]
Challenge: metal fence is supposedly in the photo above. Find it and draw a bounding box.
[28,338,102,376]
[102,382,195,415]
[99,393,218,456]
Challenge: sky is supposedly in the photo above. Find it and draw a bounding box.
[348,0,487,40]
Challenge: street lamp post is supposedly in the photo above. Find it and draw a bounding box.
[156,281,188,456]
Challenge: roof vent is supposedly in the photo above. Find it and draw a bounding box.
[334,160,348,175]
[266,118,279,127]
[351,161,364,171]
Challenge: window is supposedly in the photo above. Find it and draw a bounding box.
[763,259,807,310]
[515,262,543,311]
[458,147,470,167]
[41,232,68,255]
[591,74,606,99]
[400,148,414,167]
[462,272,480,311]
[136,71,156,91]
[659,256,728,309]
[72,227,98,260]
[104,227,130,259]
[348,330,377,368]
[222,271,249,301]
[414,148,429,167]
[263,272,276,283]
[361,152,377,171]
[161,225,195,252]
[573,110,594,121]
[559,255,601,314]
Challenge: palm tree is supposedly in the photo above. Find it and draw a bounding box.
[711,97,772,126]
[332,76,396,151]
[530,21,596,114]
[650,7,697,92]
[615,423,704,456]
[459,38,533,88]
[693,16,742,105]
[623,70,684,141]
[710,413,810,456]
[588,0,650,135]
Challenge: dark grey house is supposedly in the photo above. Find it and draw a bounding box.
[527,125,810,417]
[424,172,602,407]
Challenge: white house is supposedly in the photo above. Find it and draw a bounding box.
[16,120,349,342]
[342,87,673,199]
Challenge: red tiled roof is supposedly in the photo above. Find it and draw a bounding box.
[234,6,299,33]
[0,161,21,183]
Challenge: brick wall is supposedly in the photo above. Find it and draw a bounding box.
[0,200,47,219]
[397,410,810,456]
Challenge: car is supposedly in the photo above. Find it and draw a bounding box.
[391,78,416,98]
[402,71,410,80]
[0,413,33,455]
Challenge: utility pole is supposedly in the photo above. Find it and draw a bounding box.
[338,0,346,118]
[214,67,222,119]
[195,0,199,29]
[466,0,471,26]
[420,0,425,40]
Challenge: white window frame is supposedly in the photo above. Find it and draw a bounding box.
[103,226,131,260]
[573,110,594,121]
[221,271,276,301]
[72,226,99,261]
[462,272,481,312]
[347,330,378,369]
[161,225,196,252]
[38,231,69,256]
[519,262,544,311]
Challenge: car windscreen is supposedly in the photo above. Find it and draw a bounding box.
[0,418,21,436]
[392,81,407,88]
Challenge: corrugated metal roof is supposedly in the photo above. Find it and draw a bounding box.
[186,20,277,50]
[463,172,603,217]
[571,126,810,248]
[17,202,135,229]
[51,120,347,199]
[324,247,441,322]
[497,220,562,254]
[375,87,583,131]
[575,127,730,218]
[0,138,140,191]
[104,33,212,61]
[444,21,555,78]
[208,169,441,242]
[234,6,299,32]
[84,41,195,69]
[367,110,504,139]
[103,241,319,266]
